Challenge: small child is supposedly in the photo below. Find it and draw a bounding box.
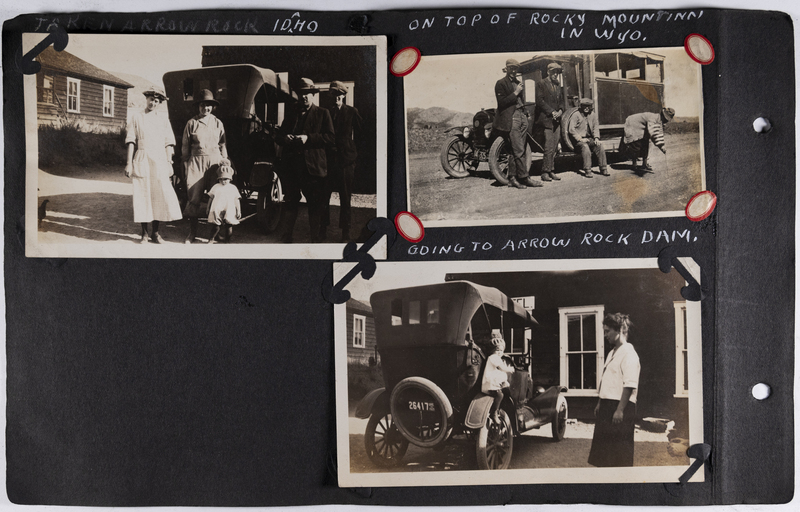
[481,332,515,424]
[206,163,241,243]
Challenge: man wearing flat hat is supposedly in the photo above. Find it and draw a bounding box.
[495,58,541,189]
[276,77,335,243]
[321,80,363,242]
[534,62,567,182]
[619,107,675,172]
[565,98,609,177]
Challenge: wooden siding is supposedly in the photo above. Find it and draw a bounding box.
[36,71,128,133]
[345,305,377,365]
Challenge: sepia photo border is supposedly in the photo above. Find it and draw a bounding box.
[334,258,704,487]
[23,33,387,259]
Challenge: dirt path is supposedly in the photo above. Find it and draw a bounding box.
[408,133,703,223]
[36,165,376,245]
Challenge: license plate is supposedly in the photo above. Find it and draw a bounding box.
[408,401,435,412]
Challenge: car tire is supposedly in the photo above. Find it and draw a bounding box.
[390,377,453,448]
[439,135,478,178]
[488,137,532,185]
[476,409,514,470]
[551,394,568,442]
[364,410,409,468]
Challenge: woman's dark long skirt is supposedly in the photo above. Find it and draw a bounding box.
[588,399,636,467]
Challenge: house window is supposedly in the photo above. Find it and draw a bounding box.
[559,305,605,396]
[674,302,689,397]
[39,75,54,104]
[353,314,366,348]
[67,78,80,113]
[103,85,114,117]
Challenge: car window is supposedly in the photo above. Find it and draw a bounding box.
[426,299,440,324]
[409,301,420,325]
[391,298,402,326]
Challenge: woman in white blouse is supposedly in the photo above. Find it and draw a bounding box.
[588,313,641,467]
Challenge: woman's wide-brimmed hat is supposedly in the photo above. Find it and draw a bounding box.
[194,89,220,107]
[142,85,168,101]
[296,77,319,94]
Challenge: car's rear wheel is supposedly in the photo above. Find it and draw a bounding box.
[551,394,568,441]
[364,410,409,467]
[390,377,453,448]
[440,136,478,178]
[488,137,532,185]
[476,409,513,470]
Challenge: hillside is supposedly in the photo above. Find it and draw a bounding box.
[407,106,473,129]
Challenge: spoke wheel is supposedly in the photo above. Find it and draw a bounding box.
[440,136,478,178]
[476,409,513,470]
[488,137,532,185]
[365,411,409,468]
[551,395,568,441]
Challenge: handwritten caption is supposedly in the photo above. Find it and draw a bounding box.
[406,229,698,256]
[407,10,704,44]
[32,11,319,34]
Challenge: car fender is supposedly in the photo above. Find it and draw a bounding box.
[530,385,566,419]
[355,388,387,419]
[464,394,495,430]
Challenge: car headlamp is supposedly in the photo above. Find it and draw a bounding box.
[462,127,472,138]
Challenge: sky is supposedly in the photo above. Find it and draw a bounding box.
[404,47,701,118]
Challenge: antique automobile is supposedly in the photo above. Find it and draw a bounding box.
[355,281,568,470]
[439,51,666,184]
[163,64,297,233]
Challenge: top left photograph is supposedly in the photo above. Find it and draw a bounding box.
[23,33,387,259]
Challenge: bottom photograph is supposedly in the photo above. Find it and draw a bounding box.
[334,259,703,487]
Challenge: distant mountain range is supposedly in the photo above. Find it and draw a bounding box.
[407,107,474,129]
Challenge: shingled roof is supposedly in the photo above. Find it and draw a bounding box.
[36,46,133,89]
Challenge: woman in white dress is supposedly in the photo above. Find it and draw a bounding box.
[124,86,182,243]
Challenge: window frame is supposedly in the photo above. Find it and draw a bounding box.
[558,305,605,396]
[674,301,689,398]
[66,77,81,113]
[39,74,55,104]
[102,85,114,117]
[352,314,366,348]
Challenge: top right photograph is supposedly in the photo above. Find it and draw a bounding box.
[404,47,704,226]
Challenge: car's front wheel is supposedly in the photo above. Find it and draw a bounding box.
[365,410,409,468]
[439,136,478,178]
[488,137,532,185]
[476,409,513,470]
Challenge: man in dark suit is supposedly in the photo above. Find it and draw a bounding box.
[534,62,567,182]
[495,59,541,189]
[321,81,363,242]
[276,77,335,243]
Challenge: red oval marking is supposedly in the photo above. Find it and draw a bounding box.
[684,34,715,65]
[395,211,425,243]
[390,47,421,77]
[685,190,717,221]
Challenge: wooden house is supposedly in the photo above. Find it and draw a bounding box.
[346,298,378,365]
[35,46,133,132]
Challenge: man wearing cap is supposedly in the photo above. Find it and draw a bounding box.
[534,62,567,182]
[566,98,609,177]
[321,81,363,242]
[495,58,541,189]
[276,77,335,243]
[619,107,675,172]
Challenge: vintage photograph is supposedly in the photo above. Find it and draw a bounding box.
[24,33,387,258]
[334,259,703,486]
[404,48,705,226]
